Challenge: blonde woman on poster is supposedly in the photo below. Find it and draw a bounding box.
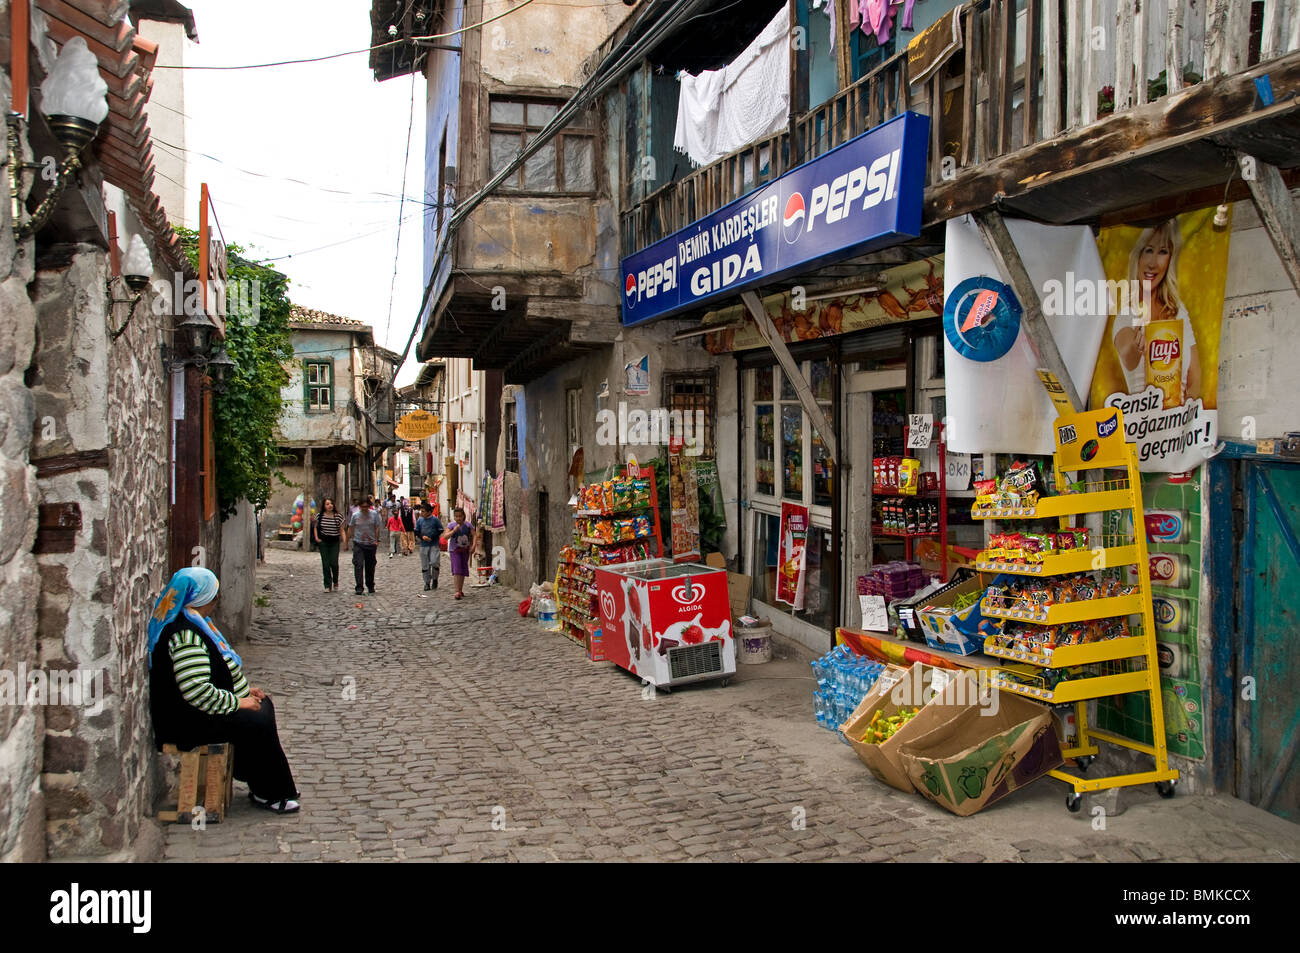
[1110,219,1202,408]
[1090,208,1229,472]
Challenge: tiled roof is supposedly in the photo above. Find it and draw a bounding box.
[35,0,194,279]
[288,305,368,328]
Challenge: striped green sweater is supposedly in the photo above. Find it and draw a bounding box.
[168,630,250,715]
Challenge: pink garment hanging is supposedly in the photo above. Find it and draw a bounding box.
[900,0,917,31]
[828,0,836,54]
[848,0,860,31]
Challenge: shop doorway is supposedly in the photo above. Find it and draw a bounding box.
[841,367,905,628]
[1236,459,1300,819]
[537,490,549,585]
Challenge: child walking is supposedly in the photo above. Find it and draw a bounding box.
[440,507,474,600]
[387,508,403,558]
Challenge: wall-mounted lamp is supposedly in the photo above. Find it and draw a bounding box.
[176,311,215,354]
[8,36,109,239]
[207,345,236,388]
[108,234,153,341]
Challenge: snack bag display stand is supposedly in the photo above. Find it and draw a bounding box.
[972,407,1179,811]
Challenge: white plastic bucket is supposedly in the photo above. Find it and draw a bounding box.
[739,623,772,664]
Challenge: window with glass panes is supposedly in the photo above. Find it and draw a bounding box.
[663,370,717,457]
[750,360,833,508]
[304,361,333,412]
[488,97,596,193]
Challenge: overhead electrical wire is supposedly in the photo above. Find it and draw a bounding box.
[385,70,420,346]
[151,0,542,71]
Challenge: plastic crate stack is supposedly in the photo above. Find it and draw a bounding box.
[856,561,925,600]
[812,645,888,742]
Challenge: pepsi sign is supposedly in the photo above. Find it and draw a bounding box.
[620,111,929,326]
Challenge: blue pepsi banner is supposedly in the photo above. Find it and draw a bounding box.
[620,111,930,326]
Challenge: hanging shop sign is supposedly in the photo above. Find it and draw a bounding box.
[776,502,810,610]
[620,111,930,327]
[395,410,440,441]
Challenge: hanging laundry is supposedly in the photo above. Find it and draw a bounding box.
[827,0,836,57]
[491,473,506,531]
[848,0,860,31]
[672,5,791,168]
[900,0,917,31]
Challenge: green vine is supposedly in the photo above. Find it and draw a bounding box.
[176,227,294,519]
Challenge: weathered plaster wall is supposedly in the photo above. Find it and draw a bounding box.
[506,322,740,588]
[1217,192,1300,440]
[466,198,597,273]
[135,19,190,227]
[480,0,632,88]
[0,67,46,863]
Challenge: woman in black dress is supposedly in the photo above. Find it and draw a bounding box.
[148,568,300,813]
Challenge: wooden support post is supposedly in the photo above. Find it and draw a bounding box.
[1042,0,1061,136]
[1241,153,1300,297]
[973,209,1083,411]
[741,291,837,462]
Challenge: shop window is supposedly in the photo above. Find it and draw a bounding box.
[566,387,582,454]
[305,361,333,412]
[748,363,834,510]
[505,401,519,473]
[663,370,717,457]
[489,96,596,193]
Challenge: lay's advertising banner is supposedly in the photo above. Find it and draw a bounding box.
[620,112,929,326]
[1090,208,1229,472]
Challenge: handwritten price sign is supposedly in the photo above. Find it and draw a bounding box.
[907,414,933,449]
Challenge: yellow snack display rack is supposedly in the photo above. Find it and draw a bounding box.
[972,407,1179,811]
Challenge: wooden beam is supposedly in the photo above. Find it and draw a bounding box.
[1167,1,1185,93]
[925,50,1300,226]
[1241,153,1300,297]
[741,290,837,462]
[1023,0,1039,147]
[973,209,1082,412]
[1042,0,1062,137]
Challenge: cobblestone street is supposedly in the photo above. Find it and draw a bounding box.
[160,549,1300,862]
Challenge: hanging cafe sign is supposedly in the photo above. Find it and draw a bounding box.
[395,410,440,441]
[619,112,930,327]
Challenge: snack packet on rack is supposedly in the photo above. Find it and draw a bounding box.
[632,515,651,538]
[612,481,634,511]
[1000,460,1045,505]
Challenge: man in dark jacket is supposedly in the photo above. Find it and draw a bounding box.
[415,503,444,591]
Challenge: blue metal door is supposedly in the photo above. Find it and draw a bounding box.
[1240,460,1300,820]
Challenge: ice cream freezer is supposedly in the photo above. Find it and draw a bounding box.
[594,559,735,688]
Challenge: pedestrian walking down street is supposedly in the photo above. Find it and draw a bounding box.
[400,497,416,555]
[415,502,443,591]
[441,506,475,600]
[148,568,301,813]
[314,498,344,592]
[348,497,383,594]
[387,509,404,558]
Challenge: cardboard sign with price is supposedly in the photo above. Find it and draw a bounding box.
[907,414,933,449]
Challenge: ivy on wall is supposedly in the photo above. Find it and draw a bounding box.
[177,227,293,518]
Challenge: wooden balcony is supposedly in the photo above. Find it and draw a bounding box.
[620,0,1300,256]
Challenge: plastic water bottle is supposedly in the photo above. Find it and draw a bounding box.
[537,596,558,629]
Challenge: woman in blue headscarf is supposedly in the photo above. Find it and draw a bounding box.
[148,568,301,814]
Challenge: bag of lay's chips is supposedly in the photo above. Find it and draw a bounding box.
[1145,320,1185,410]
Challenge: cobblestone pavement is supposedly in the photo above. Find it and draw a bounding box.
[161,548,1300,862]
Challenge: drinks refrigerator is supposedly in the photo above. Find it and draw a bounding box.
[594,559,735,688]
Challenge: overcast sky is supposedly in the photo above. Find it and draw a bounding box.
[177,0,429,386]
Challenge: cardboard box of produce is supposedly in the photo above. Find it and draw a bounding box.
[897,681,1064,816]
[915,576,987,656]
[840,663,955,791]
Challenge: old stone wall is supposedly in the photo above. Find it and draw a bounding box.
[27,232,169,855]
[0,68,46,863]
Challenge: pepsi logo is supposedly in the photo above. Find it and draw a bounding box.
[624,273,637,307]
[599,590,616,622]
[671,583,707,606]
[782,192,806,245]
